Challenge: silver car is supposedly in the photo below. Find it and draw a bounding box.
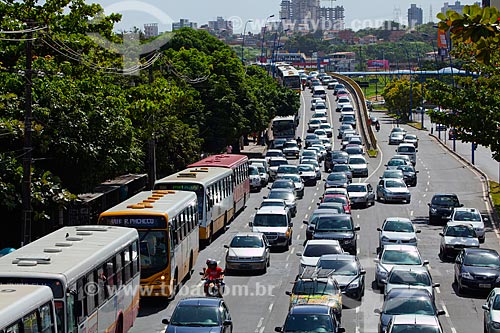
[439,222,479,260]
[483,288,500,333]
[346,182,375,207]
[377,217,420,251]
[376,179,411,203]
[224,232,270,273]
[375,244,428,289]
[278,174,305,199]
[348,155,369,178]
[450,207,486,243]
[384,266,439,299]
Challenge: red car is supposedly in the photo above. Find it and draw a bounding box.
[321,194,351,214]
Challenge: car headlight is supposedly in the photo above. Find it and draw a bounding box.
[343,238,354,244]
[461,271,473,279]
[347,280,360,289]
[430,207,437,213]
[381,236,390,242]
[492,322,500,329]
[278,232,287,237]
[226,256,238,261]
[409,237,417,243]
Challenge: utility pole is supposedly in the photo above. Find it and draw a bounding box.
[147,65,156,190]
[22,20,34,246]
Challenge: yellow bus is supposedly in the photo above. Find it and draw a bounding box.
[154,167,234,244]
[99,190,199,298]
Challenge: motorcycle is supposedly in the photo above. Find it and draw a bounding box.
[200,270,224,297]
[375,123,380,132]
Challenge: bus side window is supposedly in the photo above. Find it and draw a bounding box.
[115,254,123,288]
[5,322,21,333]
[96,266,107,302]
[39,303,54,333]
[183,210,189,235]
[85,272,96,315]
[131,241,139,276]
[76,278,86,323]
[106,261,115,290]
[123,246,132,283]
[22,310,38,333]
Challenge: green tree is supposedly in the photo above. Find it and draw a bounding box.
[383,79,422,122]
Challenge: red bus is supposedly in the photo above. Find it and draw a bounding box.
[188,154,250,219]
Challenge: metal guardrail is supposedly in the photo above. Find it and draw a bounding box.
[329,73,378,152]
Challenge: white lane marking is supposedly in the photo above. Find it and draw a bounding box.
[304,214,309,219]
[269,303,274,312]
[311,199,315,203]
[451,328,457,333]
[300,92,307,138]
[285,263,289,269]
[441,304,450,318]
[425,188,428,192]
[427,181,430,185]
[435,286,441,294]
[291,248,295,255]
[418,200,421,204]
[357,214,360,219]
[297,234,301,240]
[259,327,265,333]
[423,194,427,197]
[300,224,305,229]
[410,210,414,216]
[308,206,312,210]
[256,318,264,328]
[286,255,290,261]
[196,281,204,287]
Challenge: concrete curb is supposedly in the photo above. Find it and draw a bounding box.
[428,133,500,229]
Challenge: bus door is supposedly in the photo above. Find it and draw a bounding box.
[169,227,177,294]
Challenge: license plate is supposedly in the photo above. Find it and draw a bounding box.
[479,283,492,288]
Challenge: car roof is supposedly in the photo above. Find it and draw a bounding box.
[463,248,499,255]
[289,304,331,315]
[398,143,415,147]
[445,222,474,228]
[348,182,369,186]
[262,199,286,204]
[384,217,412,223]
[389,265,429,274]
[383,244,419,252]
[453,207,479,213]
[391,314,440,326]
[385,288,433,299]
[432,193,458,198]
[305,239,341,246]
[319,254,356,261]
[233,232,265,238]
[178,297,222,307]
[256,206,288,215]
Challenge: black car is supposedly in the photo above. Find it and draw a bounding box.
[454,248,500,295]
[428,193,463,225]
[311,214,360,255]
[275,304,345,333]
[163,297,233,333]
[272,138,287,150]
[397,165,419,187]
[324,172,349,189]
[376,289,445,333]
[316,254,366,303]
[325,150,349,172]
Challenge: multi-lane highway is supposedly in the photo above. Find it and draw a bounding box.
[131,85,498,333]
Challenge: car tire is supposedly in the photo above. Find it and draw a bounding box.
[480,236,485,244]
[428,216,434,225]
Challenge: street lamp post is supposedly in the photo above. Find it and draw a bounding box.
[413,41,425,129]
[401,44,413,122]
[241,19,253,64]
[271,28,289,77]
[260,14,275,64]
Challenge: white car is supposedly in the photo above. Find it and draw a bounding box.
[386,315,444,333]
[376,178,411,203]
[375,245,428,289]
[253,163,269,186]
[346,182,375,207]
[249,165,262,191]
[439,222,479,260]
[483,288,500,333]
[320,138,333,151]
[450,207,486,243]
[297,164,317,186]
[296,239,344,273]
[384,266,439,299]
[319,123,333,138]
[348,154,369,178]
[282,140,300,159]
[377,217,420,250]
[268,157,288,180]
[403,134,419,148]
[224,232,270,273]
[299,158,321,180]
[324,187,349,198]
[310,97,324,110]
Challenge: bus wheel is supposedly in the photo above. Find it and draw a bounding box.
[187,252,194,278]
[169,270,179,300]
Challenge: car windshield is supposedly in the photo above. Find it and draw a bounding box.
[389,271,431,286]
[464,252,500,268]
[302,160,319,167]
[315,216,352,231]
[272,181,293,189]
[386,180,406,188]
[405,135,417,140]
[398,146,415,153]
[230,235,263,248]
[302,151,316,157]
[323,196,347,205]
[315,130,326,136]
[346,147,362,155]
[382,250,422,265]
[445,225,475,238]
[320,124,331,129]
[303,244,343,257]
[260,201,285,208]
[269,191,294,201]
[249,168,259,176]
[282,175,301,183]
[384,171,403,178]
[270,159,287,167]
[349,158,365,164]
[317,204,344,213]
[298,165,314,172]
[384,220,413,232]
[278,166,297,174]
[306,135,318,140]
[253,214,287,227]
[266,151,283,158]
[318,260,358,276]
[493,295,500,311]
[332,152,348,159]
[256,166,265,174]
[390,325,440,333]
[388,159,405,166]
[432,195,459,206]
[283,313,334,331]
[383,297,435,315]
[292,280,339,296]
[284,142,298,149]
[453,211,481,221]
[397,166,414,173]
[347,184,367,192]
[328,173,347,181]
[170,305,220,327]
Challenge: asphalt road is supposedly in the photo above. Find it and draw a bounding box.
[130,87,498,333]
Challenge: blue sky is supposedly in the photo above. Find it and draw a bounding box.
[92,0,481,33]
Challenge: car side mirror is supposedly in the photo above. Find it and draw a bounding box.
[437,310,446,316]
[355,225,360,231]
[360,269,366,275]
[338,328,346,333]
[416,171,419,173]
[377,227,382,232]
[433,283,440,288]
[289,223,293,227]
[249,222,253,227]
[416,149,418,152]
[427,203,431,207]
[423,260,429,266]
[296,252,302,257]
[285,291,292,296]
[373,258,380,263]
[439,232,444,237]
[381,279,387,285]
[303,220,309,225]
[374,308,381,314]
[483,304,489,311]
[224,245,229,249]
[263,196,268,199]
[460,203,464,207]
[416,230,421,233]
[162,319,169,325]
[455,258,461,264]
[223,320,232,326]
[275,327,283,332]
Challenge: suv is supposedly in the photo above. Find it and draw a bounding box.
[428,193,463,225]
[250,206,293,250]
[311,214,360,254]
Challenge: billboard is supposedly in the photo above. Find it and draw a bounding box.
[367,59,389,70]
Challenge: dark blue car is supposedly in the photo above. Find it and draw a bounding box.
[275,304,345,333]
[454,248,500,295]
[163,297,233,333]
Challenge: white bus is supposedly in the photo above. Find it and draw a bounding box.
[0,284,58,333]
[0,226,140,333]
[154,167,234,244]
[99,190,199,297]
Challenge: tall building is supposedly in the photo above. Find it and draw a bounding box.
[172,19,197,31]
[318,6,345,30]
[208,17,233,36]
[280,0,292,19]
[280,0,344,31]
[408,4,423,28]
[441,1,480,14]
[483,0,500,7]
[144,23,158,38]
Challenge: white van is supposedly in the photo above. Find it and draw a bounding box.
[249,206,293,249]
[396,143,418,165]
[249,158,269,174]
[312,86,327,100]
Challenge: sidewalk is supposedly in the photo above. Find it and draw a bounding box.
[239,137,267,158]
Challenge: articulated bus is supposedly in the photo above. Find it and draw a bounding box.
[99,190,199,298]
[0,284,58,333]
[0,226,140,333]
[188,154,249,216]
[276,64,302,93]
[154,167,233,244]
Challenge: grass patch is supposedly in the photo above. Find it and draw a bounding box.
[489,181,500,216]
[367,149,378,157]
[408,122,423,130]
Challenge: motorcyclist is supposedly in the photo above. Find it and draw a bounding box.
[296,137,302,149]
[203,259,224,295]
[375,122,380,132]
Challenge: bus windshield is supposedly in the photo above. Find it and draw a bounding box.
[139,230,168,277]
